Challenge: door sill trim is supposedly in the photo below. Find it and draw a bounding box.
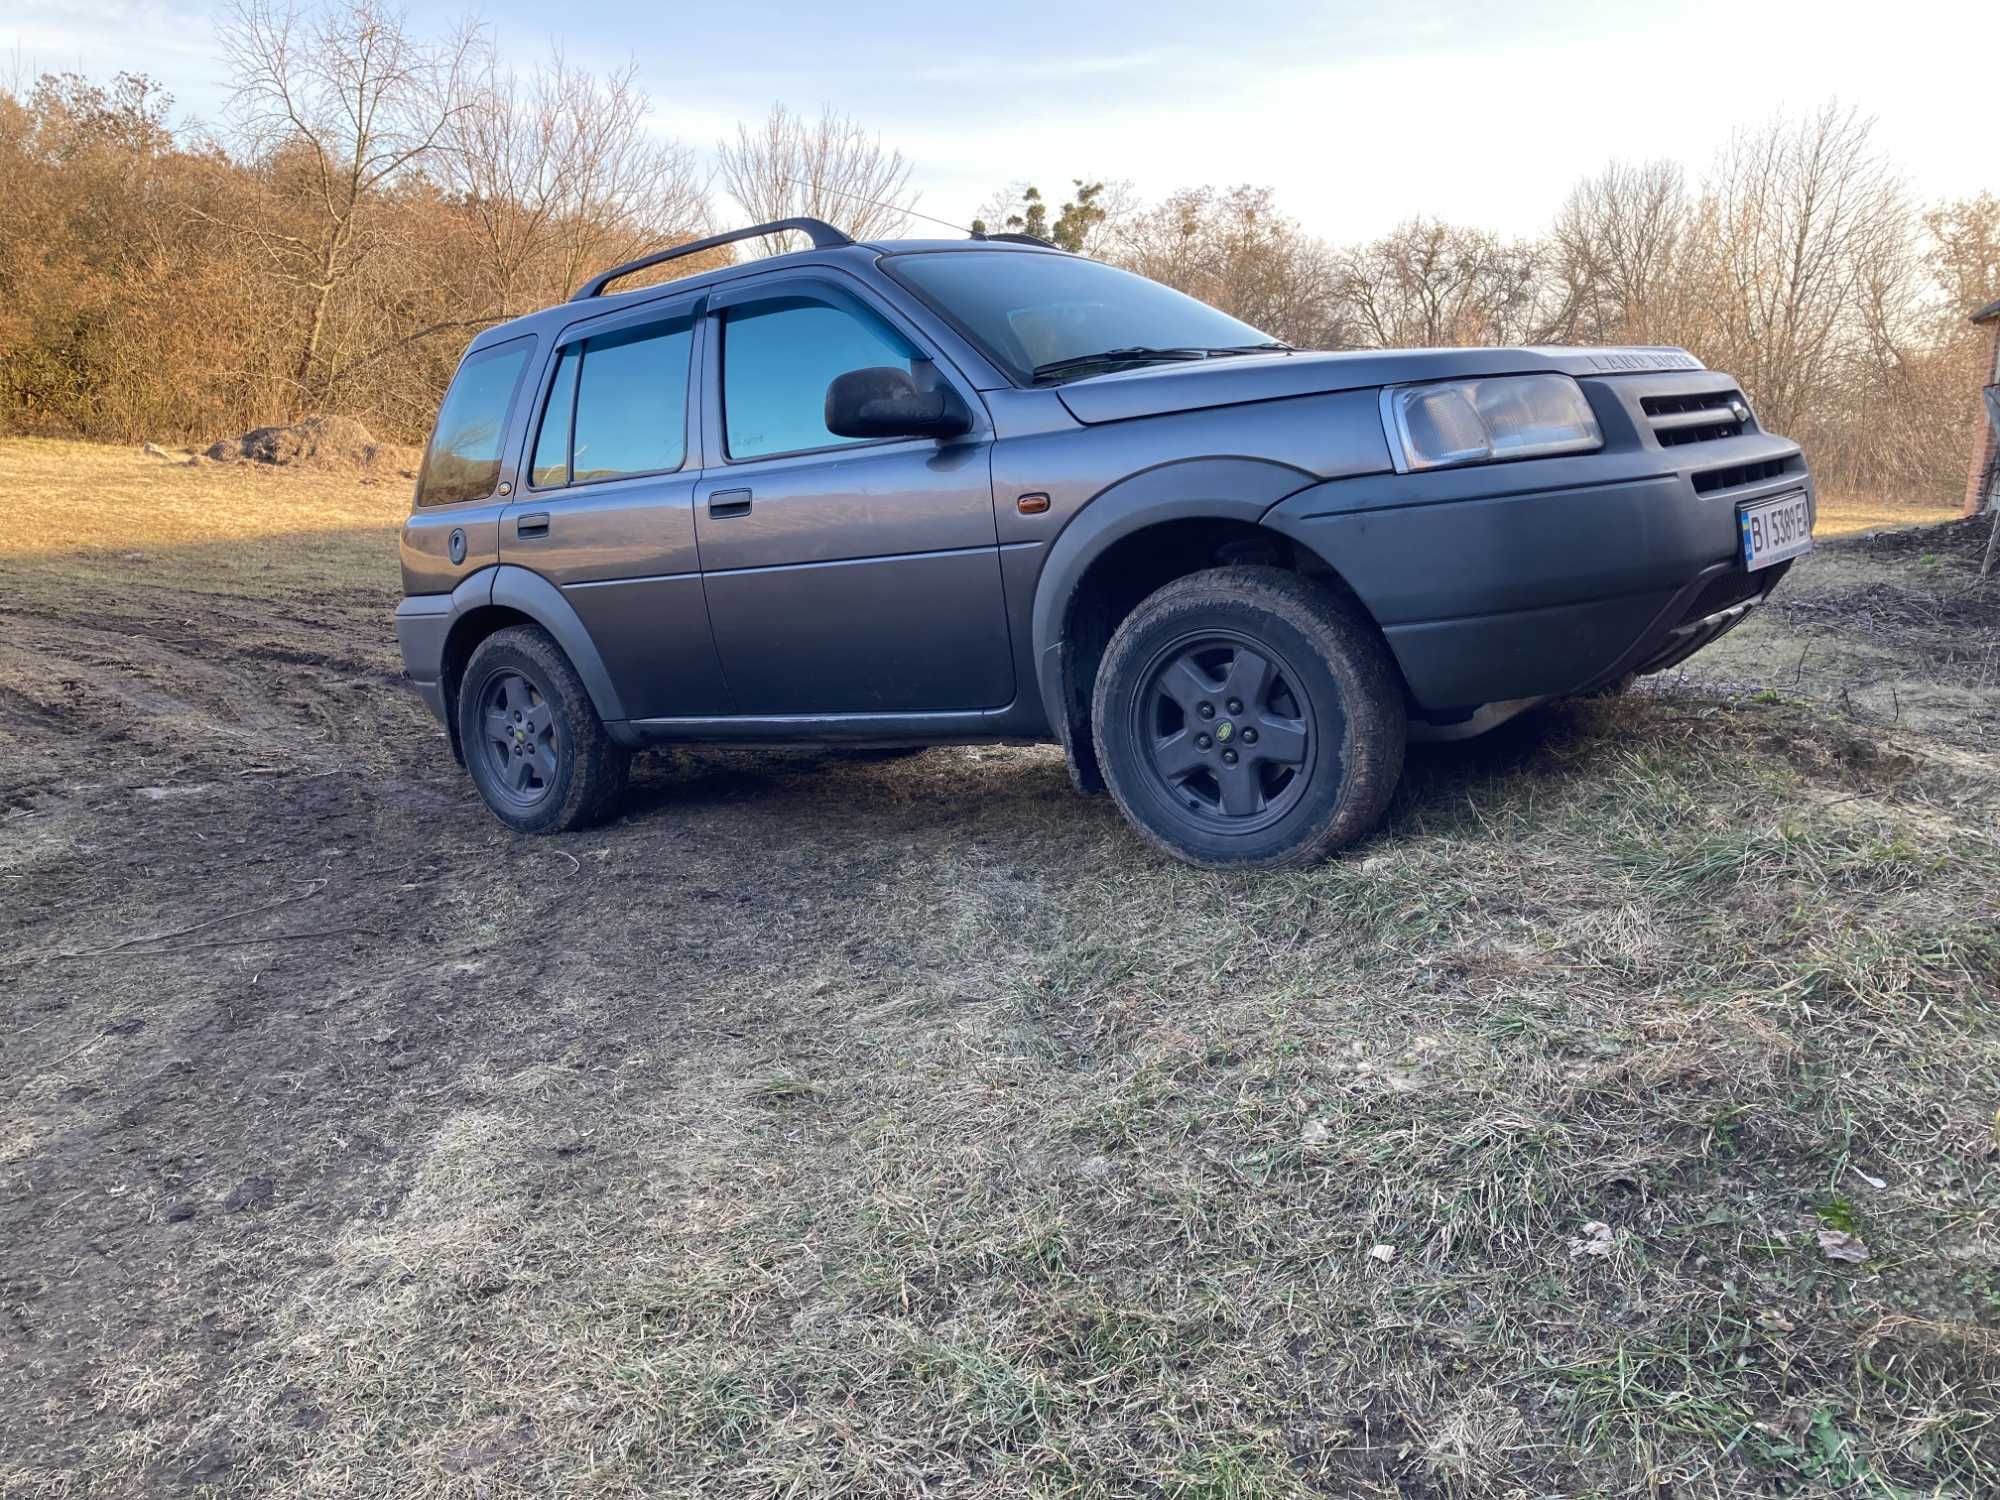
[612,705,1034,748]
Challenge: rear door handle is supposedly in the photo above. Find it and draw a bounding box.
[515,513,550,539]
[708,489,752,519]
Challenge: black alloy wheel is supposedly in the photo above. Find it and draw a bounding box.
[1091,566,1407,868]
[1131,632,1316,833]
[475,669,560,808]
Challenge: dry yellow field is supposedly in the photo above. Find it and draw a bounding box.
[1814,491,1968,536]
[0,437,411,603]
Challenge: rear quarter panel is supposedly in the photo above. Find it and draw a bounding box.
[401,504,504,596]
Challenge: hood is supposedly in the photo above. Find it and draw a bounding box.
[1053,346,1706,426]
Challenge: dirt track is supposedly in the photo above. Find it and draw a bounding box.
[4,447,1998,1498]
[0,517,1096,1493]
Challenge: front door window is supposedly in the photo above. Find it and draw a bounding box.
[720,294,918,461]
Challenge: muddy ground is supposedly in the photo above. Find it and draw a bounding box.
[3,455,1997,1498]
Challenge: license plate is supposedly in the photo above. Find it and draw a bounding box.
[1739,491,1813,572]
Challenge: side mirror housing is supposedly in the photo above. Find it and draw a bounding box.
[824,366,972,441]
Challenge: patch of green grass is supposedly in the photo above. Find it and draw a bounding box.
[1164,1440,1305,1500]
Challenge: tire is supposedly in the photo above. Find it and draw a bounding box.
[1090,567,1406,869]
[456,625,629,834]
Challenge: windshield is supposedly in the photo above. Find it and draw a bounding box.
[883,251,1276,383]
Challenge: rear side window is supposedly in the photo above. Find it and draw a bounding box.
[721,294,918,460]
[417,338,533,506]
[531,316,692,488]
[530,346,579,487]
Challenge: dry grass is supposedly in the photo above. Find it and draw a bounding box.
[1814,491,1966,537]
[0,436,409,599]
[1,443,1997,1499]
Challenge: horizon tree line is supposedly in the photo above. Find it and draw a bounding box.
[0,0,1994,503]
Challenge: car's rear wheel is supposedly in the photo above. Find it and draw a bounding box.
[457,625,629,834]
[1091,567,1405,868]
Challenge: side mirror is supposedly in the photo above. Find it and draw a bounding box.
[824,366,972,441]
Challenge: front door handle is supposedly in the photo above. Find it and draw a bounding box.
[708,489,752,519]
[515,513,550,539]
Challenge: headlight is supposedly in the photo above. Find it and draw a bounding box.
[1380,374,1602,472]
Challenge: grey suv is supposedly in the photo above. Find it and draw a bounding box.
[396,217,1814,868]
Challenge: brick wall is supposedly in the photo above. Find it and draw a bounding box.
[1967,319,2000,516]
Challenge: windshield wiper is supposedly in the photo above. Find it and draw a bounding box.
[1030,346,1213,381]
[1030,343,1294,382]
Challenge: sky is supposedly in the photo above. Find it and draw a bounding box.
[7,0,1996,244]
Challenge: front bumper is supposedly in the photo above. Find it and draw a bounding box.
[1376,541,1794,712]
[1264,370,1811,716]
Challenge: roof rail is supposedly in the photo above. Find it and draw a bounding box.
[570,217,854,301]
[981,231,1060,249]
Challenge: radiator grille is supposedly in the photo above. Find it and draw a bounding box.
[1643,389,1750,447]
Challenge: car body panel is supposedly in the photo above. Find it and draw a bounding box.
[401,504,504,597]
[699,544,1014,714]
[986,387,1390,544]
[1265,371,1813,710]
[490,565,630,723]
[1021,457,1319,735]
[394,569,493,724]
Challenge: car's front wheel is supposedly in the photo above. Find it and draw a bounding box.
[1090,567,1406,869]
[457,625,629,834]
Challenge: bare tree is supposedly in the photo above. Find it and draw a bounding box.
[1551,160,1690,343]
[1688,103,1910,441]
[718,104,915,252]
[443,49,710,309]
[975,178,1138,255]
[1116,186,1347,349]
[1924,193,2000,317]
[221,0,479,413]
[1337,219,1567,349]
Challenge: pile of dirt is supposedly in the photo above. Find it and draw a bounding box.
[205,415,419,476]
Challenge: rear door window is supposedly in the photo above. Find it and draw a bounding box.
[417,337,534,506]
[531,314,693,488]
